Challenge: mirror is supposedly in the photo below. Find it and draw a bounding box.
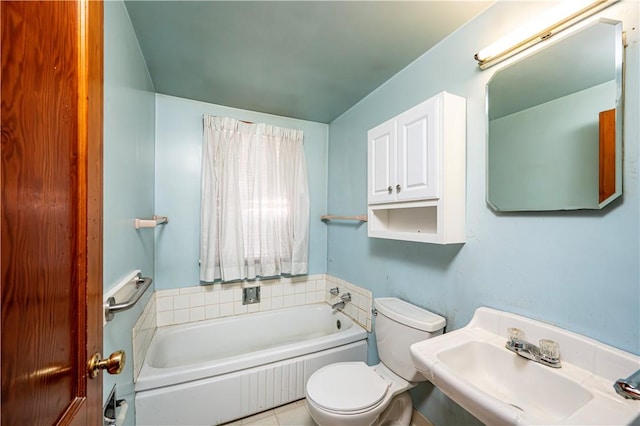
[487,19,623,211]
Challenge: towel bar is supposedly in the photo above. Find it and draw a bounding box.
[321,214,368,222]
[104,273,153,322]
[134,215,168,229]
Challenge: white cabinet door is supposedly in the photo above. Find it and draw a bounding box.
[368,119,396,204]
[396,97,438,201]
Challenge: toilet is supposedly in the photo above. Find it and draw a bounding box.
[305,297,446,426]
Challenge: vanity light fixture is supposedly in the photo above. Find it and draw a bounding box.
[475,0,619,69]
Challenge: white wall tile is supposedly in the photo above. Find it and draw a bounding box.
[173,294,189,310]
[260,298,273,311]
[156,288,179,297]
[271,284,283,297]
[283,294,295,307]
[190,306,205,322]
[189,292,205,307]
[261,285,272,298]
[306,292,317,304]
[271,296,284,310]
[294,293,306,306]
[220,302,234,317]
[283,282,295,295]
[358,308,367,325]
[234,301,248,315]
[233,287,243,301]
[205,291,220,305]
[174,308,190,324]
[305,280,317,292]
[179,286,202,295]
[220,288,234,304]
[157,310,173,327]
[205,304,220,319]
[156,296,173,312]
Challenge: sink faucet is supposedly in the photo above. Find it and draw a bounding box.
[505,328,561,368]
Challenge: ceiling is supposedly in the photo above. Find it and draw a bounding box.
[125,1,493,123]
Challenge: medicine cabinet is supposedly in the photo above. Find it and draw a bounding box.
[486,19,623,211]
[367,91,466,244]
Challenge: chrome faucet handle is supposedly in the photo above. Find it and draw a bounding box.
[508,327,525,342]
[341,292,351,303]
[614,369,640,400]
[329,287,339,296]
[539,339,560,360]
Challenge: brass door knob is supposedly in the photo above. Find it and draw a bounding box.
[88,350,125,379]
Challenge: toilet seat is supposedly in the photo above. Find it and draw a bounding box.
[306,362,390,415]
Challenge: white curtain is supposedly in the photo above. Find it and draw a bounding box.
[200,116,310,282]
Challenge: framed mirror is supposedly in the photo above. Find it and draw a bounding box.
[486,19,623,212]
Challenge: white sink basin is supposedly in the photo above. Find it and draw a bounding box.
[437,341,593,423]
[410,308,640,425]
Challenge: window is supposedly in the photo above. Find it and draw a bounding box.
[200,116,309,282]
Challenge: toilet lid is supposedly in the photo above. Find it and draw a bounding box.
[306,362,389,414]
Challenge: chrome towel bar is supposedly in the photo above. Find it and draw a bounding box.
[104,273,153,322]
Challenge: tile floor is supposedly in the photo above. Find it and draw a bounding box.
[223,399,315,425]
[223,399,434,426]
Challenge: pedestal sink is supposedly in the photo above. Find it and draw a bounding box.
[410,307,640,425]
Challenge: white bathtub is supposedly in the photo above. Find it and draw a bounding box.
[135,303,368,425]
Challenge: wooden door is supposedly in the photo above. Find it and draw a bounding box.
[1,1,104,424]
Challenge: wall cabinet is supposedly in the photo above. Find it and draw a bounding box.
[367,91,466,244]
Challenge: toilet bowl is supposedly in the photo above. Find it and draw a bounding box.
[306,362,413,426]
[305,298,446,426]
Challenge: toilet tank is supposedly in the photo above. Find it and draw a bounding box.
[374,298,446,382]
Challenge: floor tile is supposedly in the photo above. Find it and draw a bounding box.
[242,412,278,425]
[274,403,316,426]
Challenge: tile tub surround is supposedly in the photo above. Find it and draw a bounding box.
[132,295,157,380]
[153,275,373,332]
[325,275,373,332]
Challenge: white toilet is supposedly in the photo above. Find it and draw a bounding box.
[305,297,446,426]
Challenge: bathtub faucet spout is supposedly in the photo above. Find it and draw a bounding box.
[332,293,351,310]
[332,301,345,310]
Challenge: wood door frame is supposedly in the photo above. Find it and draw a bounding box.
[72,0,104,423]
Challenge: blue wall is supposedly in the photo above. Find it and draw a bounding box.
[326,2,639,423]
[103,0,156,420]
[154,94,328,290]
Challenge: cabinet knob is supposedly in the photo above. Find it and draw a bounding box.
[396,184,401,192]
[387,186,392,194]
